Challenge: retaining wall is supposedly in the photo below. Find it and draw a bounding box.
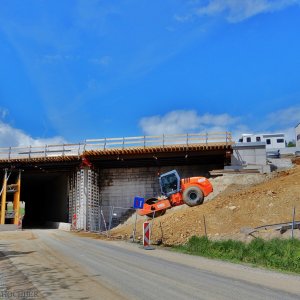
[99,165,214,208]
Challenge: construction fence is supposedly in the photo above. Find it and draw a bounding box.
[89,205,136,233]
[69,204,136,234]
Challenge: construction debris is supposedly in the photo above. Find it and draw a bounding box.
[210,169,260,176]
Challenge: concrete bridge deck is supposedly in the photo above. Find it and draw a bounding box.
[0,132,233,165]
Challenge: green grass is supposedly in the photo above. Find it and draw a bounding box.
[174,236,300,273]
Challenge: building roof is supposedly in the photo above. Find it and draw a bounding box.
[241,133,285,137]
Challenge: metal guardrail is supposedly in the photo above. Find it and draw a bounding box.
[0,132,232,160]
[0,143,85,160]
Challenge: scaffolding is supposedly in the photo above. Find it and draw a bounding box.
[68,167,100,231]
[0,169,23,226]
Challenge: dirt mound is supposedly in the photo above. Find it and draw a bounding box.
[111,164,300,245]
[292,156,300,165]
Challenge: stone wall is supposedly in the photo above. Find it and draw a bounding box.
[99,165,215,208]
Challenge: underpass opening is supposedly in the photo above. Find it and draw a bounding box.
[21,172,69,228]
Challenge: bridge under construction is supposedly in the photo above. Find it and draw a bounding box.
[0,132,233,230]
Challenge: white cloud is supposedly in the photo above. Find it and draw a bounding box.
[239,105,300,142]
[262,105,300,142]
[174,14,194,23]
[0,121,66,147]
[139,107,299,142]
[197,112,239,126]
[139,110,238,135]
[186,0,300,23]
[0,107,8,119]
[280,126,296,142]
[230,123,251,141]
[266,105,300,126]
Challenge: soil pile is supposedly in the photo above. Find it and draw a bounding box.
[111,160,300,245]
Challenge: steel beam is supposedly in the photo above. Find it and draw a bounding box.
[13,170,21,225]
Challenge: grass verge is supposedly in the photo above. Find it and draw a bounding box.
[173,236,300,273]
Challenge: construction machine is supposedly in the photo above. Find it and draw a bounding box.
[138,170,213,217]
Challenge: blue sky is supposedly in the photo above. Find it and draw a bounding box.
[0,0,300,147]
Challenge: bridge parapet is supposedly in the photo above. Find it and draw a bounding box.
[0,132,233,162]
[84,132,232,150]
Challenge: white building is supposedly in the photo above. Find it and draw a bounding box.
[238,133,286,150]
[296,123,300,148]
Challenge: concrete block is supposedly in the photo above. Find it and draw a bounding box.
[0,224,19,231]
[45,222,71,231]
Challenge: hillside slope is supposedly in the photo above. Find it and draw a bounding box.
[111,161,300,245]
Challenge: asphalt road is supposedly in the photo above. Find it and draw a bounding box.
[0,229,300,299]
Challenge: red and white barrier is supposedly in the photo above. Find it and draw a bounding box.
[143,221,150,247]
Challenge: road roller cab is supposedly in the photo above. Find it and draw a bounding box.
[138,170,213,217]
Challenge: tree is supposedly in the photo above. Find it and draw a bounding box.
[287,141,296,147]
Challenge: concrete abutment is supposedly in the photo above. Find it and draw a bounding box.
[68,163,221,231]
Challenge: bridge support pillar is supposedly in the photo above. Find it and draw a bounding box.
[13,170,21,225]
[68,167,100,231]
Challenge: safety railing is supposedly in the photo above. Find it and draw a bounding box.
[0,143,85,160]
[0,132,232,160]
[84,132,232,150]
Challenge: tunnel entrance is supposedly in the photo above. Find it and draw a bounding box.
[21,172,69,228]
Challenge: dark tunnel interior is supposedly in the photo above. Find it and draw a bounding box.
[21,172,69,228]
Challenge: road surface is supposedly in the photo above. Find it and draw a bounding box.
[0,229,299,299]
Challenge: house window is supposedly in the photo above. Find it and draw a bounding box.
[297,134,300,141]
[266,139,271,145]
[277,139,284,143]
[256,136,261,142]
[246,137,251,142]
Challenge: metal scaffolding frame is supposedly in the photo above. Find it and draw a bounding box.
[68,167,100,231]
[0,169,23,226]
